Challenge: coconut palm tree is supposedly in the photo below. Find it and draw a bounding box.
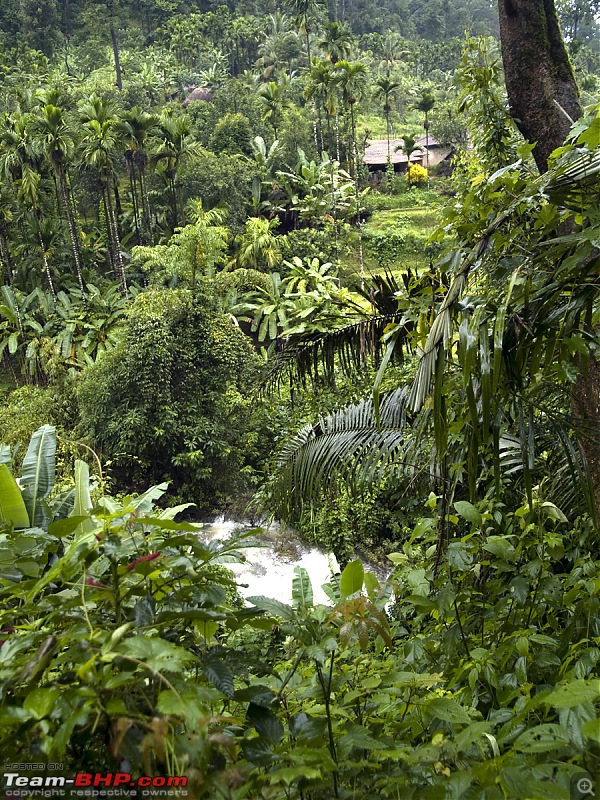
[373,76,401,164]
[256,12,302,79]
[378,31,406,77]
[286,0,324,67]
[34,104,86,301]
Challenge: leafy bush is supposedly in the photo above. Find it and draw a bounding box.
[0,386,79,479]
[1,447,599,799]
[279,224,346,269]
[296,488,417,564]
[407,163,428,185]
[178,147,255,232]
[77,286,262,512]
[209,111,253,155]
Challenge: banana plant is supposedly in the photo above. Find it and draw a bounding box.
[0,425,93,531]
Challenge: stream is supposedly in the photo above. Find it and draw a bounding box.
[200,517,339,605]
[200,517,389,605]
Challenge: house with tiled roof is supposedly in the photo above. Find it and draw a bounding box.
[364,136,452,173]
[363,138,424,172]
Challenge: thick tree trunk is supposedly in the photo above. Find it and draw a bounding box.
[497,0,600,520]
[497,0,581,172]
[572,356,600,519]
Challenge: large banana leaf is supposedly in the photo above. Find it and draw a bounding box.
[70,459,94,535]
[20,425,56,529]
[0,445,11,467]
[0,463,31,529]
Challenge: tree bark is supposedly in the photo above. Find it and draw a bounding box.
[497,0,600,520]
[58,164,86,302]
[497,0,581,172]
[572,355,600,520]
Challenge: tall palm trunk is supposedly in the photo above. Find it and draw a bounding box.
[57,163,86,301]
[317,105,324,153]
[170,173,179,230]
[385,105,391,162]
[37,228,56,304]
[138,162,154,244]
[326,114,339,256]
[424,113,430,189]
[126,157,141,242]
[105,185,127,297]
[349,103,364,290]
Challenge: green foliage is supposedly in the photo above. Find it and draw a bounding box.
[77,287,262,510]
[406,162,428,185]
[0,476,261,788]
[209,111,253,155]
[296,486,417,563]
[178,147,255,231]
[132,210,229,286]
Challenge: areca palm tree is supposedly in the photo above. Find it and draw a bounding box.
[120,107,159,244]
[304,59,337,153]
[412,88,436,184]
[236,217,281,271]
[0,112,57,300]
[319,21,353,63]
[257,81,289,139]
[334,60,368,284]
[153,112,199,230]
[34,104,86,301]
[396,133,423,164]
[373,76,401,164]
[79,97,127,296]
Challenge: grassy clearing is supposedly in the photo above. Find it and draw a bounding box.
[341,185,446,283]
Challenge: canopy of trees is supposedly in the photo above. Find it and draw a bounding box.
[0,0,599,797]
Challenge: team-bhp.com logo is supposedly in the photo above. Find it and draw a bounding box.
[4,772,188,797]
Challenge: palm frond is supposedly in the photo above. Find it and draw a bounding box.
[264,311,412,389]
[272,388,416,514]
[264,268,419,389]
[409,146,600,413]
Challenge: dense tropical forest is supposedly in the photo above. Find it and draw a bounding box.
[0,0,599,796]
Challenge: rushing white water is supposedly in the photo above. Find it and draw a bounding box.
[200,518,340,605]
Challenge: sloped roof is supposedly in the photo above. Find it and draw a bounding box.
[416,134,441,148]
[363,139,424,166]
[183,86,213,106]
